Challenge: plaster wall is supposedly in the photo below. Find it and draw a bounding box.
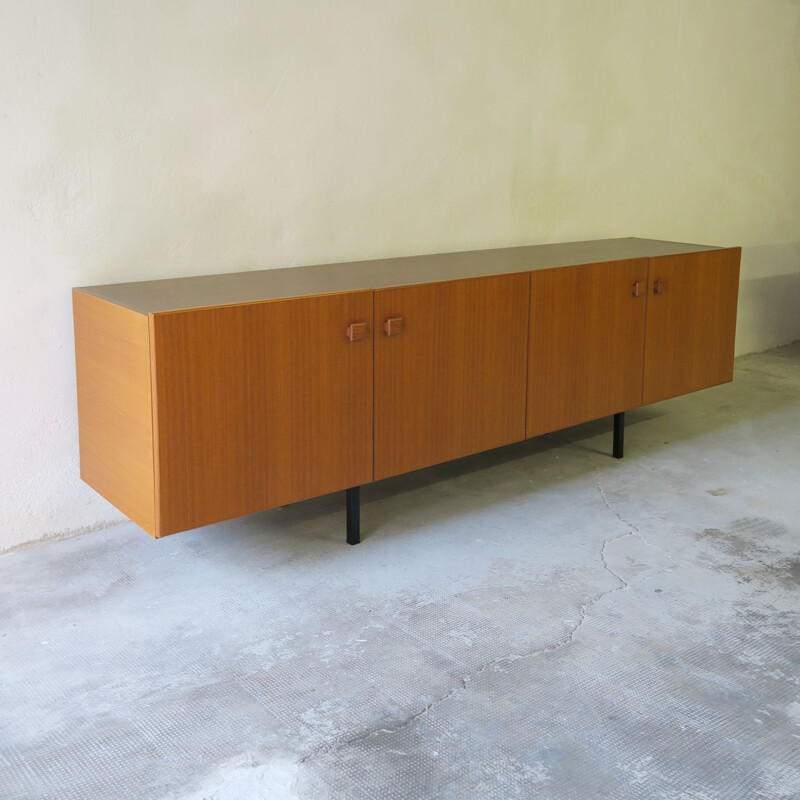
[1,0,799,549]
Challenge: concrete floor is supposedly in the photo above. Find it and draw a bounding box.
[1,344,799,800]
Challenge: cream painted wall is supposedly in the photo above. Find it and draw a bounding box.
[1,0,799,550]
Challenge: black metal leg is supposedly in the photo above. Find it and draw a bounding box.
[613,412,625,459]
[346,486,360,545]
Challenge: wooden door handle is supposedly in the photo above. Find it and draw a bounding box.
[654,279,668,295]
[345,322,367,342]
[632,281,641,298]
[384,316,404,337]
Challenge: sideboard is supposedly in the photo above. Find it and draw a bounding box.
[73,238,740,544]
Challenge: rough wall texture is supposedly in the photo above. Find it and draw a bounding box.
[1,0,799,549]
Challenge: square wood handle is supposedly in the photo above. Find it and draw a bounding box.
[384,316,404,337]
[346,322,367,342]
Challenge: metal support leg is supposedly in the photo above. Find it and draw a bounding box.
[613,412,625,459]
[346,486,360,545]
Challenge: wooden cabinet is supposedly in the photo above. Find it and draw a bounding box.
[527,259,649,438]
[643,248,741,405]
[150,292,374,535]
[75,290,373,537]
[73,237,741,543]
[374,274,529,480]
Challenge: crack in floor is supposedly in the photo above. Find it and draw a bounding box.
[596,472,677,566]
[298,472,666,766]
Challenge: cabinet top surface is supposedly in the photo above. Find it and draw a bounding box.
[76,237,725,315]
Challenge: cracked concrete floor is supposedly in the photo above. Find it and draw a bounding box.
[1,343,800,800]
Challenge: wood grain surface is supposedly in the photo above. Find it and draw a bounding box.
[374,274,530,481]
[150,291,373,535]
[643,248,741,405]
[73,290,156,534]
[526,259,649,438]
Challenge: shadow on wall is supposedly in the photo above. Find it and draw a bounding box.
[737,242,800,355]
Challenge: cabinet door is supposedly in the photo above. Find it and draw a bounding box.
[526,259,649,438]
[150,291,373,535]
[374,274,529,481]
[643,248,740,405]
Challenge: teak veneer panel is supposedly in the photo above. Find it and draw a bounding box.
[527,259,649,438]
[374,273,530,481]
[150,291,374,535]
[72,290,156,534]
[643,248,741,405]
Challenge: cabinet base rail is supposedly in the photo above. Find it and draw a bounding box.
[344,413,626,545]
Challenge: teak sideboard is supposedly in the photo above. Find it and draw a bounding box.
[73,238,741,544]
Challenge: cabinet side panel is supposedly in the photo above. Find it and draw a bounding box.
[151,292,373,535]
[643,248,741,405]
[526,259,649,438]
[72,290,156,535]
